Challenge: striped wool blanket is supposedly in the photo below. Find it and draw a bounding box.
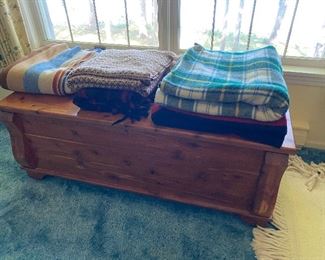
[66,49,177,97]
[158,44,289,121]
[0,43,95,95]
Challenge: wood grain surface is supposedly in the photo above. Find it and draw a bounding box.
[0,93,297,225]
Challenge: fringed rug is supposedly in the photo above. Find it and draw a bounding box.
[252,155,325,260]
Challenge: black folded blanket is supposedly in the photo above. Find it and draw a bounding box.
[73,88,153,124]
[150,104,287,148]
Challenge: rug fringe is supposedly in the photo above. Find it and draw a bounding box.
[251,194,291,260]
[252,155,325,259]
[287,155,325,191]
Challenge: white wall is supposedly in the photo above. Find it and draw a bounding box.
[287,82,325,149]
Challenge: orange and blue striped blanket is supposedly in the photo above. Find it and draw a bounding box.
[0,43,95,95]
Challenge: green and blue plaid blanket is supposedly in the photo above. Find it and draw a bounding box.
[158,44,289,121]
[155,89,284,122]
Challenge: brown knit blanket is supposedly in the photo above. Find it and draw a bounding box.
[66,49,177,97]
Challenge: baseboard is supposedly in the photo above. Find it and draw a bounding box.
[292,122,325,150]
[303,140,325,150]
[292,122,309,147]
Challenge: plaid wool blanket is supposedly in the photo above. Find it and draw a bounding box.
[0,43,95,95]
[66,48,177,97]
[155,89,285,121]
[158,44,289,121]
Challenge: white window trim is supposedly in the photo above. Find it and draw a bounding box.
[19,0,325,87]
[282,57,325,87]
[158,0,180,51]
[19,0,45,49]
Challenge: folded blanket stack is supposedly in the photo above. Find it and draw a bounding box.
[0,43,96,95]
[152,44,290,147]
[67,48,176,121]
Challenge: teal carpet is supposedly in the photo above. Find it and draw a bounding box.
[1,123,325,259]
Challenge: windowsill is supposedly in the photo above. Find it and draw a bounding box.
[284,65,325,75]
[283,65,325,87]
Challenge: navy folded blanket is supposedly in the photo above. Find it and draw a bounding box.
[150,104,287,148]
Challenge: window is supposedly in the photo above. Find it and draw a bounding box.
[179,0,325,59]
[21,0,325,61]
[42,0,158,47]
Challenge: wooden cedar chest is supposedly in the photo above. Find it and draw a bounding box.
[0,93,296,225]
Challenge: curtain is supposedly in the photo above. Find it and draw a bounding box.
[0,0,30,69]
